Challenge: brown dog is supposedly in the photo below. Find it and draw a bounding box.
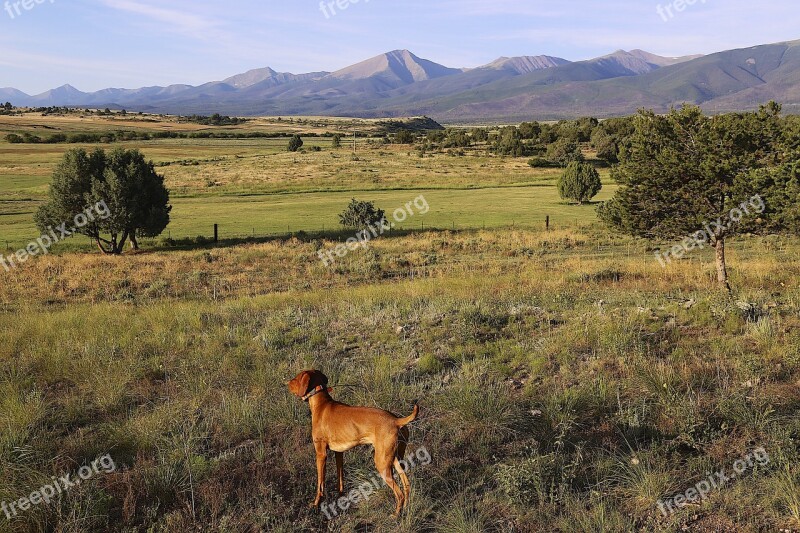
[288,369,419,516]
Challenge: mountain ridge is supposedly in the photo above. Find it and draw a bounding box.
[3,40,798,120]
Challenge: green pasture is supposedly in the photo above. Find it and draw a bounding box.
[0,134,614,250]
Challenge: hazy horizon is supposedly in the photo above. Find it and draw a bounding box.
[1,0,799,94]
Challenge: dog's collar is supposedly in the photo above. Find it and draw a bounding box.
[302,385,332,402]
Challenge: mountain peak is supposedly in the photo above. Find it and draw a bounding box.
[46,84,85,96]
[482,55,571,74]
[329,50,460,84]
[592,50,662,75]
[223,67,280,88]
[628,49,704,66]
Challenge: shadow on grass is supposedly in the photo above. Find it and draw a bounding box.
[26,222,580,255]
[146,227,453,253]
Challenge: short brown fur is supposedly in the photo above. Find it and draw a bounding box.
[288,369,419,516]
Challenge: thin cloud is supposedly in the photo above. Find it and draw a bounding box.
[99,0,219,34]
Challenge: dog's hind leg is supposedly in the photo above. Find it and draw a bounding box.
[395,427,411,506]
[393,457,411,509]
[375,449,405,517]
[335,452,345,495]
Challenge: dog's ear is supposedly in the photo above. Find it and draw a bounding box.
[314,370,329,387]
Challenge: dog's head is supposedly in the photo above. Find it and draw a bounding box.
[287,369,329,399]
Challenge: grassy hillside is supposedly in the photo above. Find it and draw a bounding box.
[1,115,799,532]
[2,227,800,532]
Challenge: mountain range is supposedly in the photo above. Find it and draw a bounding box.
[3,41,799,122]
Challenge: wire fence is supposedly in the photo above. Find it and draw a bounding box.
[162,216,589,243]
[2,215,598,253]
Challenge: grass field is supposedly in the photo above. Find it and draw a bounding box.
[0,114,615,249]
[1,114,799,533]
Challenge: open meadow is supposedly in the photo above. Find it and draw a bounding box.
[0,113,613,250]
[1,112,800,533]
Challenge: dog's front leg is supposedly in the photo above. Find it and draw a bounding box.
[311,441,328,508]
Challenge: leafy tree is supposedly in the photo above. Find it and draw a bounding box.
[332,133,342,148]
[494,127,529,156]
[601,116,636,138]
[558,162,602,204]
[3,102,11,110]
[426,130,447,144]
[546,138,584,167]
[554,121,581,143]
[443,129,470,148]
[538,123,558,144]
[518,122,542,140]
[575,117,600,142]
[470,128,489,143]
[599,103,792,290]
[339,199,386,230]
[591,130,619,163]
[35,148,171,254]
[287,134,304,152]
[392,130,416,144]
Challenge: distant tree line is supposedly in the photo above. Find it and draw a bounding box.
[5,130,338,144]
[401,116,635,166]
[179,114,249,126]
[0,102,15,116]
[377,117,444,133]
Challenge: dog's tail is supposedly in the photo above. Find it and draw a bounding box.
[396,401,419,428]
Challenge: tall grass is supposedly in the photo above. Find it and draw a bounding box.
[1,228,799,530]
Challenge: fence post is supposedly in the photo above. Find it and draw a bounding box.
[546,216,550,231]
[214,224,218,243]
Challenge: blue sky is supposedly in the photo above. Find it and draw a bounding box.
[1,0,798,94]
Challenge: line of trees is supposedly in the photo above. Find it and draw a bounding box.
[180,114,249,126]
[403,116,634,166]
[5,130,339,144]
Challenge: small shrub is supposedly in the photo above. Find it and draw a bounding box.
[287,134,303,152]
[528,157,550,168]
[338,198,386,230]
[558,162,602,204]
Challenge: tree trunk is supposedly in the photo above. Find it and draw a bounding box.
[130,232,139,250]
[113,230,130,254]
[96,238,112,254]
[714,238,731,293]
